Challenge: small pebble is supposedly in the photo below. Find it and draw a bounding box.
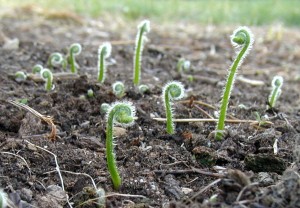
[182,187,193,194]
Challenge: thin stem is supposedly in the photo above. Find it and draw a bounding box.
[133,29,143,86]
[269,87,279,108]
[165,90,173,134]
[106,109,121,189]
[70,51,76,73]
[98,51,105,82]
[133,20,150,86]
[97,42,111,83]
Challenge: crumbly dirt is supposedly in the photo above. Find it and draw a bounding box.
[1,7,300,208]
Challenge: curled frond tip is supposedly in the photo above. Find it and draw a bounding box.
[70,43,82,55]
[272,75,283,88]
[163,81,185,101]
[99,42,112,58]
[138,20,151,33]
[231,26,254,48]
[106,101,136,127]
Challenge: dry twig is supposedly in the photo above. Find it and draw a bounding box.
[24,140,72,207]
[8,100,57,141]
[153,117,273,126]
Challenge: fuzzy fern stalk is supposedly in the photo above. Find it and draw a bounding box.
[105,101,136,189]
[98,42,112,83]
[0,189,7,208]
[133,20,150,86]
[32,64,43,74]
[268,75,283,109]
[48,52,64,69]
[162,81,185,134]
[112,81,125,98]
[215,26,254,140]
[40,68,54,91]
[69,43,82,73]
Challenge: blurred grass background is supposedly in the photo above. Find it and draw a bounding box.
[0,0,300,26]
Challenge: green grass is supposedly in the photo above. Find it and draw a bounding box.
[1,0,300,26]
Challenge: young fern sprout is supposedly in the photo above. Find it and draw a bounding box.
[105,101,136,189]
[162,81,185,134]
[177,58,190,73]
[268,75,283,109]
[138,84,149,94]
[133,20,150,86]
[87,89,94,98]
[15,71,27,81]
[112,81,125,98]
[69,43,82,73]
[0,189,7,208]
[98,42,112,83]
[40,68,54,91]
[215,26,254,140]
[47,52,64,69]
[100,103,110,114]
[32,64,43,74]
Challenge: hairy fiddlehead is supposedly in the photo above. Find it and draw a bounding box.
[215,26,254,140]
[40,68,54,91]
[177,58,190,73]
[48,52,64,69]
[112,81,125,98]
[69,43,82,73]
[268,75,283,109]
[32,64,43,74]
[138,84,149,94]
[98,42,112,83]
[100,103,110,114]
[15,71,27,82]
[133,20,150,86]
[105,101,136,189]
[162,81,185,134]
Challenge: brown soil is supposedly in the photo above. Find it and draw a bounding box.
[1,7,300,208]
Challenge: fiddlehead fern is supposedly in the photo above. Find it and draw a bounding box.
[48,52,64,69]
[105,101,136,189]
[133,20,150,86]
[268,75,283,109]
[98,42,112,83]
[112,81,125,99]
[32,64,43,74]
[215,26,254,140]
[162,81,185,134]
[40,68,54,91]
[69,43,82,73]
